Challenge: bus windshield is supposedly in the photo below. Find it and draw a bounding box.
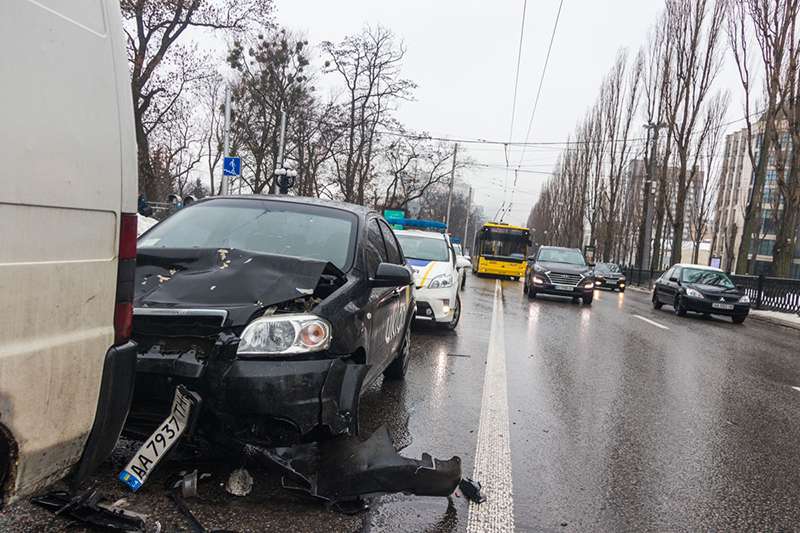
[477,226,528,261]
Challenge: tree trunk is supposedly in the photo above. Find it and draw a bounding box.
[736,118,775,274]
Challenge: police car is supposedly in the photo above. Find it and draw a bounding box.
[394,229,461,329]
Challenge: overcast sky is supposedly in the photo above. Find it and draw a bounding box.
[272,0,742,226]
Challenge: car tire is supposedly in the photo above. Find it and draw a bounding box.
[439,294,461,330]
[582,294,593,305]
[384,322,411,380]
[732,315,747,324]
[527,287,536,299]
[461,275,466,290]
[674,295,687,316]
[619,288,625,293]
[652,292,663,309]
[523,281,529,295]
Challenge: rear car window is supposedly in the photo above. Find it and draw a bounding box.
[378,221,404,265]
[138,199,358,270]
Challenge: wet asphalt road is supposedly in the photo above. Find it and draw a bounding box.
[3,274,800,531]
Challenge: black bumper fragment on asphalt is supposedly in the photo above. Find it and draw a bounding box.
[31,488,148,531]
[234,426,462,505]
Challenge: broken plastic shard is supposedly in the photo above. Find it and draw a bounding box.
[225,468,253,497]
[234,426,461,505]
[458,477,486,503]
[31,488,149,531]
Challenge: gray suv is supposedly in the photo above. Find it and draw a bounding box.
[523,246,595,305]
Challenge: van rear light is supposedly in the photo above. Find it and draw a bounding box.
[114,213,137,345]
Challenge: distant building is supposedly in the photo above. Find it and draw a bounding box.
[710,120,800,278]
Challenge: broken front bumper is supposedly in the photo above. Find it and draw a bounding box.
[127,352,368,445]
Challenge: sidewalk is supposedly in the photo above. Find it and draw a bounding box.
[749,309,800,331]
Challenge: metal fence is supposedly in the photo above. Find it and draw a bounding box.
[622,267,800,315]
[729,274,800,314]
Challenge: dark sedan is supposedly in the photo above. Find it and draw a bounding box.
[652,264,750,323]
[125,196,416,457]
[524,246,595,305]
[594,262,626,292]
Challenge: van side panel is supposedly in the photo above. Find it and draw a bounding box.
[0,0,132,502]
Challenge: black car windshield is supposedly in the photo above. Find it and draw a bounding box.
[396,234,449,262]
[596,262,620,273]
[538,248,586,266]
[138,199,357,270]
[681,268,736,288]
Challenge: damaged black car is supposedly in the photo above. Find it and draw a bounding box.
[121,196,419,490]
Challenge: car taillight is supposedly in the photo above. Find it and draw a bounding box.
[113,213,137,345]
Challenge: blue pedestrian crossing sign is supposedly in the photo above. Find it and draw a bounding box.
[223,156,241,177]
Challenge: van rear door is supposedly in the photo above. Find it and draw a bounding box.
[0,0,137,505]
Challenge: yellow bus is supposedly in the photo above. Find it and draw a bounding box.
[472,222,531,279]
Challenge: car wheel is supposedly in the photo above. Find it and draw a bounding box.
[440,294,461,330]
[523,281,529,294]
[652,292,663,309]
[582,293,593,305]
[619,288,625,293]
[527,286,536,299]
[461,275,466,290]
[383,322,411,380]
[732,315,747,324]
[674,295,687,316]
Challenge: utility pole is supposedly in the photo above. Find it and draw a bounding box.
[462,186,473,252]
[219,85,232,195]
[637,121,666,271]
[271,110,288,194]
[445,143,459,228]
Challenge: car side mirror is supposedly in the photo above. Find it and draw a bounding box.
[372,262,412,287]
[669,276,679,283]
[456,256,471,269]
[527,255,536,261]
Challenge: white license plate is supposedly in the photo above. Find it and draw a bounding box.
[119,386,197,491]
[555,284,574,291]
[712,303,734,310]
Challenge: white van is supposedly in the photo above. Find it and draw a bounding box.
[0,0,138,506]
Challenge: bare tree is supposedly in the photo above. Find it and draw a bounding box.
[122,0,271,199]
[322,26,416,204]
[228,30,312,193]
[662,0,726,266]
[688,91,729,262]
[727,0,799,273]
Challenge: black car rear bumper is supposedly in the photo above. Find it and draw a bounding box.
[682,296,750,317]
[127,352,368,446]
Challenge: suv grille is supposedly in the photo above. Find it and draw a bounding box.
[546,272,583,286]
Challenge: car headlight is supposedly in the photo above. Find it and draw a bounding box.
[237,314,331,356]
[428,273,453,289]
[739,294,750,304]
[685,288,704,299]
[584,281,595,289]
[533,275,545,285]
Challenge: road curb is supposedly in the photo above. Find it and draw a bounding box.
[748,312,800,332]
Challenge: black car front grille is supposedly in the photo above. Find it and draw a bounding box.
[546,272,583,286]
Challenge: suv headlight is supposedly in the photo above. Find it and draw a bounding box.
[237,314,331,356]
[685,288,704,299]
[739,294,750,304]
[428,273,453,289]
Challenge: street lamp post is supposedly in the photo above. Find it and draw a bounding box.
[274,164,298,195]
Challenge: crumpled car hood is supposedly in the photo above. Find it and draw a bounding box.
[134,247,344,326]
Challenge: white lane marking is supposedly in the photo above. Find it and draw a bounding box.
[467,280,515,533]
[633,314,670,330]
[792,386,800,393]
